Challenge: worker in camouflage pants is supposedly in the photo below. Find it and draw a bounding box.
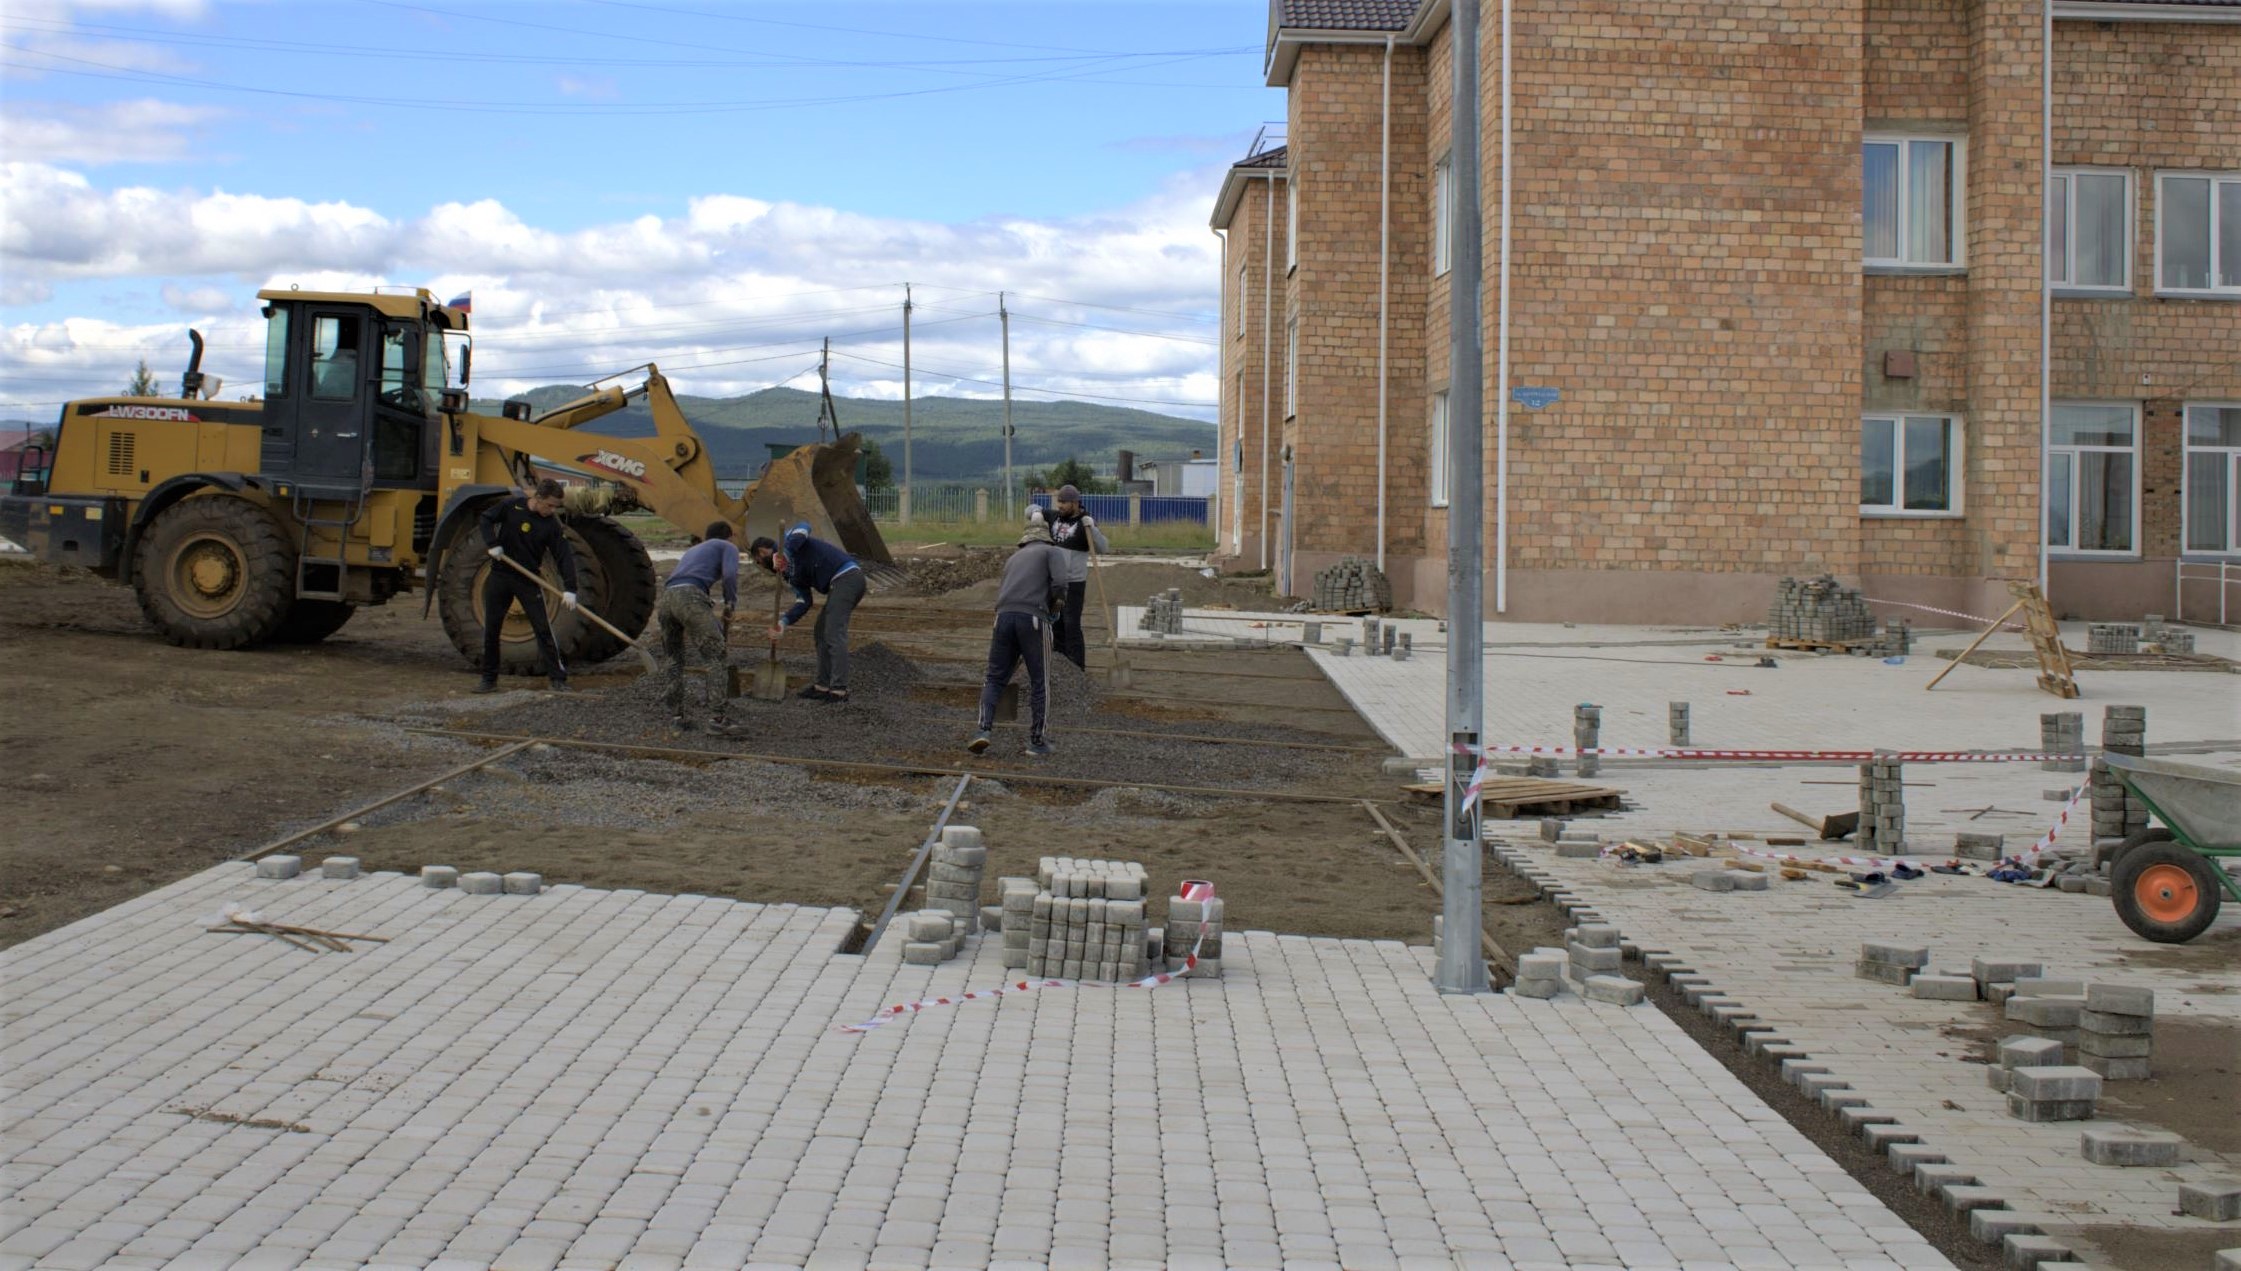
[660,521,743,734]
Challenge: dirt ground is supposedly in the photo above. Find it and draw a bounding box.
[0,553,1533,959]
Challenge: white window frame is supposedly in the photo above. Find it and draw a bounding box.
[1429,389,1450,507]
[1863,133,1967,271]
[1860,413,1963,518]
[2049,167,2132,295]
[2046,401,2141,558]
[1284,316,1298,419]
[1433,152,1454,277]
[1285,171,1297,273]
[2155,171,2241,298]
[1236,261,1247,337]
[2182,401,2241,557]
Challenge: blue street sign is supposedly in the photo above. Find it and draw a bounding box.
[1511,386,1560,410]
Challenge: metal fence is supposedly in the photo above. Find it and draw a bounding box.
[1027,492,1208,526]
[858,486,1211,526]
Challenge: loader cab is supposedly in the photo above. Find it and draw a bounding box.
[255,288,461,495]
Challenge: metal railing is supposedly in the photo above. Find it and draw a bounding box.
[2174,558,2241,626]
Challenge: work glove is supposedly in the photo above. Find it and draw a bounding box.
[487,546,504,559]
[561,591,578,610]
[1026,505,1045,523]
[1078,514,1096,530]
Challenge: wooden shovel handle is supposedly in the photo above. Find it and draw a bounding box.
[496,553,635,647]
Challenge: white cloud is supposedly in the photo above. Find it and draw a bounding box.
[0,161,1229,418]
[0,99,228,165]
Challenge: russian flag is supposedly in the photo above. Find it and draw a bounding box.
[447,291,472,313]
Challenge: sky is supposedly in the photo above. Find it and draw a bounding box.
[0,0,1285,422]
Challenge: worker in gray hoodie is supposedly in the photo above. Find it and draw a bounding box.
[968,516,1068,757]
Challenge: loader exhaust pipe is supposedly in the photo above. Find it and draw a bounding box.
[180,329,206,401]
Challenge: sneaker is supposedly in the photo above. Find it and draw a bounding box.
[708,719,749,738]
[967,731,992,755]
[471,679,498,694]
[797,685,833,701]
[819,690,849,705]
[671,714,695,733]
[548,679,570,692]
[1025,738,1054,757]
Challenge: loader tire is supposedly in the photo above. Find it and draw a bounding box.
[132,496,294,649]
[570,515,658,664]
[436,519,613,677]
[270,599,357,644]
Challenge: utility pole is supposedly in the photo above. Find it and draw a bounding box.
[1438,0,1490,996]
[999,292,1014,509]
[902,283,914,526]
[815,338,838,443]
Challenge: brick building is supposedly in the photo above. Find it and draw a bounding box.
[1210,0,2241,623]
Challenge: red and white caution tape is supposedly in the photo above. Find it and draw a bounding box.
[1450,742,2082,764]
[1863,596,2025,630]
[2014,777,2091,863]
[839,936,1207,1034]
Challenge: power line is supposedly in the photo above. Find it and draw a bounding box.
[1008,312,1218,346]
[827,349,1213,410]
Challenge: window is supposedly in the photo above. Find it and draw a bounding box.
[1861,414,1959,514]
[1864,135,1963,268]
[2157,172,2241,296]
[308,313,362,401]
[2047,402,2138,555]
[1429,390,1450,507]
[2184,403,2241,555]
[1284,317,1298,417]
[1285,171,1297,272]
[2049,169,2130,292]
[1433,153,1454,277]
[262,307,289,398]
[1236,261,1247,336]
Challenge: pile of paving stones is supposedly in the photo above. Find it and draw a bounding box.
[2087,623,2140,655]
[2091,704,2149,846]
[2089,617,2196,655]
[1136,590,1185,635]
[2079,982,2155,1079]
[1855,939,1927,986]
[2141,614,2195,653]
[2039,711,2087,773]
[1308,556,1392,613]
[1023,857,1149,981]
[1164,891,1224,978]
[900,907,968,965]
[915,825,986,949]
[1858,752,1907,852]
[1767,575,1909,653]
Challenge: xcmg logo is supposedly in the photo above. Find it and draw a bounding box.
[581,449,648,481]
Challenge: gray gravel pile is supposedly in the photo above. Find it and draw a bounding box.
[900,551,1007,596]
[469,640,1361,795]
[1081,786,1217,819]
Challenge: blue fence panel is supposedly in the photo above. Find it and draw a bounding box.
[1139,496,1208,525]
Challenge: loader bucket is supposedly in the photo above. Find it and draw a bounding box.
[742,432,891,565]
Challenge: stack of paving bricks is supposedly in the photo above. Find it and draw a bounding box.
[1309,555,1392,612]
[2087,623,2140,655]
[1767,574,1911,654]
[2080,983,2155,1080]
[2005,1062,2103,1123]
[1564,923,1643,1003]
[995,876,1037,970]
[1136,590,1184,635]
[1163,889,1222,978]
[1857,751,1905,852]
[2091,705,2149,847]
[1028,858,1148,981]
[2040,712,2086,773]
[1573,704,1602,778]
[2001,972,2088,1058]
[901,909,967,966]
[409,863,541,895]
[1667,701,1690,746]
[1855,939,1927,986]
[925,826,987,935]
[1952,831,2006,862]
[2140,615,2195,654]
[1984,1033,2065,1093]
[1509,946,1567,999]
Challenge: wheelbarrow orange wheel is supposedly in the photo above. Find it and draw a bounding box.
[2094,826,2174,873]
[2111,842,2223,944]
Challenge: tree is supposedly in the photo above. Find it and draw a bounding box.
[1026,457,1114,494]
[860,438,894,491]
[125,360,158,397]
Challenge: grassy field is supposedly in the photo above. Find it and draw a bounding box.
[612,512,1213,554]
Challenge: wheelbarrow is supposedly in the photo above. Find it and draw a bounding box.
[2096,752,2241,943]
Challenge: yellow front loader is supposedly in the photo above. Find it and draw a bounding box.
[0,287,888,675]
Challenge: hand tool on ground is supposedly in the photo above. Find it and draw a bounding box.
[1770,801,1859,840]
[751,578,789,701]
[496,553,658,674]
[1085,535,1133,689]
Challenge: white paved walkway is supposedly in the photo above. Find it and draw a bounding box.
[3,863,1951,1270]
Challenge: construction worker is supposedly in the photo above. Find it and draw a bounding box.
[1042,484,1109,669]
[968,516,1068,757]
[474,478,577,693]
[750,522,864,703]
[659,521,742,733]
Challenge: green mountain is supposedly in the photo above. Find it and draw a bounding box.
[475,385,1214,484]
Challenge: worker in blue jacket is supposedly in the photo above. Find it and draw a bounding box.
[750,522,865,702]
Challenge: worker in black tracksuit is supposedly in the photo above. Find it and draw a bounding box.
[474,478,580,691]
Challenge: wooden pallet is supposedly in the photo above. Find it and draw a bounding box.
[1765,636,1866,653]
[2009,580,2080,698]
[1403,776,1626,818]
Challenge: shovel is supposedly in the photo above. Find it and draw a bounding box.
[496,554,658,674]
[1086,536,1133,690]
[750,580,788,701]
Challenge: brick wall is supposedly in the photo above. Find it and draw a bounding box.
[1214,174,1287,570]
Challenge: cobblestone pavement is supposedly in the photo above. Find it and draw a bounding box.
[1293,612,2241,1258]
[3,863,1951,1269]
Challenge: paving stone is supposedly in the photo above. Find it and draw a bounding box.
[2011,977,2084,998]
[1514,952,1565,980]
[2178,1180,2241,1222]
[1999,1036,2065,1069]
[1580,975,1644,1006]
[2008,1067,2104,1103]
[1506,977,1562,1000]
[1941,1185,2007,1213]
[1859,940,1930,968]
[2006,996,2084,1029]
[1854,960,1914,986]
[1569,923,1620,948]
[2084,983,2155,1017]
[501,872,542,896]
[1972,957,2043,985]
[2005,1095,2099,1123]
[2079,1009,2153,1036]
[1969,1208,2043,1242]
[458,871,504,895]
[901,942,945,966]
[2081,1055,2153,1082]
[2078,1032,2152,1059]
[319,857,360,880]
[2079,1129,2183,1167]
[1689,870,1736,892]
[2003,1233,2073,1270]
[421,865,459,887]
[1724,870,1770,891]
[1912,974,1978,1001]
[254,855,301,880]
[2216,1249,2241,1271]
